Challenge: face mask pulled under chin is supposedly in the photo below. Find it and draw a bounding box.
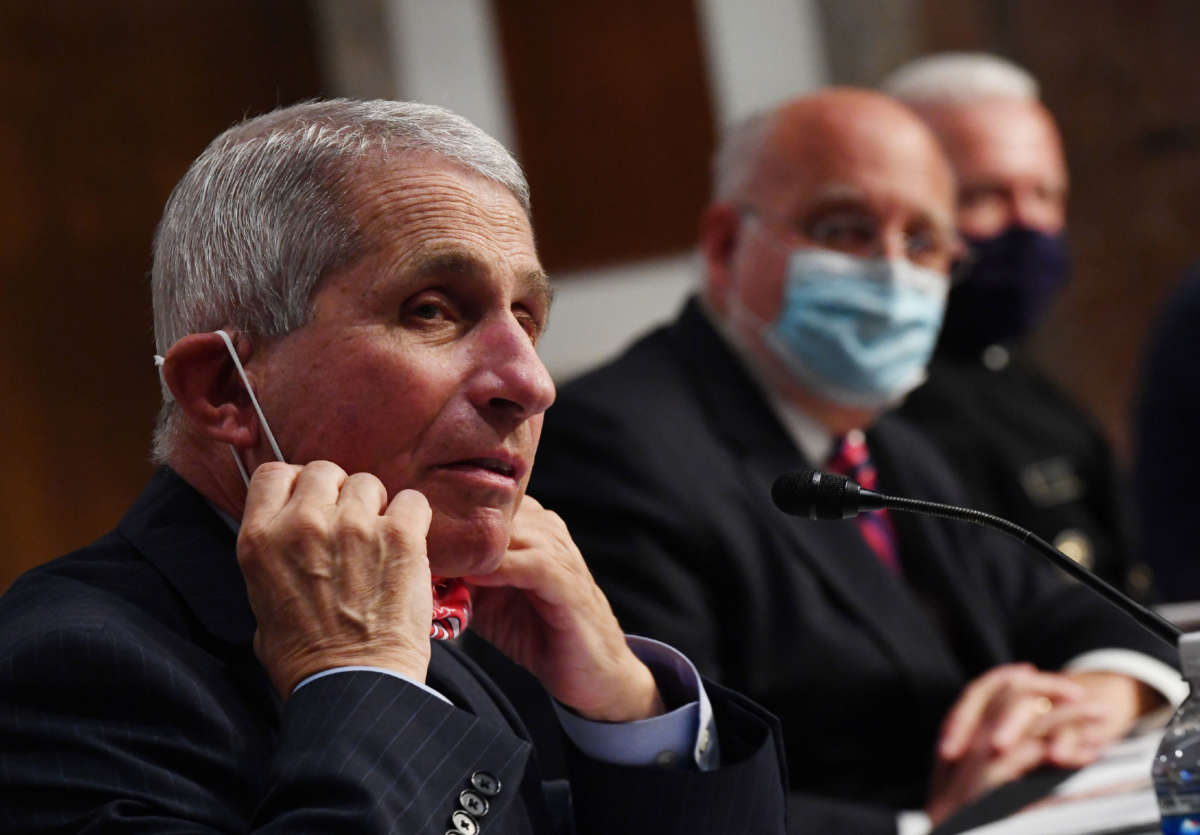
[735,248,947,409]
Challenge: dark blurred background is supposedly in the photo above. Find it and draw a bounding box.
[2,0,1197,589]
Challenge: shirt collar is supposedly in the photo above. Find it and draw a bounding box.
[698,298,835,464]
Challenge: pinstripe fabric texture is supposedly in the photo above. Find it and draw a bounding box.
[0,468,788,833]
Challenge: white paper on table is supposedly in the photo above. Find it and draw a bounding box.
[959,732,1162,835]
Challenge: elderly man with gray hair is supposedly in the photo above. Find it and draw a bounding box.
[0,99,787,834]
[882,52,1143,597]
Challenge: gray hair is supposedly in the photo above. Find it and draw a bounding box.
[711,110,775,202]
[150,98,530,462]
[880,52,1039,105]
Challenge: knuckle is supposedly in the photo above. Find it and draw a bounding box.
[237,522,273,562]
[307,459,347,478]
[334,518,375,551]
[286,508,331,544]
[254,461,297,481]
[381,515,426,554]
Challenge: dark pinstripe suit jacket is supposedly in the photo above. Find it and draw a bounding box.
[0,468,788,833]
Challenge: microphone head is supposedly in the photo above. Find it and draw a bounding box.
[772,469,863,519]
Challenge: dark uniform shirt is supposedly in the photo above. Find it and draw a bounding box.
[898,345,1144,597]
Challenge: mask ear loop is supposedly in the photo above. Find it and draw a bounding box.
[152,331,286,488]
[214,330,285,487]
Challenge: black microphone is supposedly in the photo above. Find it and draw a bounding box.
[772,468,1180,647]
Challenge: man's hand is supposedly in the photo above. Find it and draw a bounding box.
[237,461,435,698]
[465,495,665,723]
[926,663,1156,826]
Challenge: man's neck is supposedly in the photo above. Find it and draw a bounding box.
[167,445,248,522]
[699,296,878,446]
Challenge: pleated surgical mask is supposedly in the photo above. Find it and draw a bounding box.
[738,248,948,408]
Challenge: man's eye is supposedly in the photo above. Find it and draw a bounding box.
[806,214,877,249]
[905,229,937,254]
[514,308,541,342]
[411,302,442,320]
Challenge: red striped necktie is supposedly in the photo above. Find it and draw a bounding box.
[826,431,902,574]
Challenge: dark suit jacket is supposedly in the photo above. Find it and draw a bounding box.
[1134,263,1200,601]
[529,298,1176,835]
[0,467,787,834]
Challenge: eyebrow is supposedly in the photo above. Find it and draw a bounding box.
[412,251,554,311]
[808,183,956,237]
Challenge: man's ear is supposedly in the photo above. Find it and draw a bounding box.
[699,202,741,314]
[160,332,258,448]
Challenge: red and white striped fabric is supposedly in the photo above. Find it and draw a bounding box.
[430,578,472,640]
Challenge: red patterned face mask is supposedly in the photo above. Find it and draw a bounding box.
[431,577,472,640]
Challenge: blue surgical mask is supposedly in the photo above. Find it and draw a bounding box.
[756,249,948,407]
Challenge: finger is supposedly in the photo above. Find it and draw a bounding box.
[939,664,1036,759]
[464,538,554,590]
[984,736,1049,786]
[385,488,433,536]
[990,695,1052,752]
[288,460,348,508]
[242,462,303,525]
[465,529,596,632]
[504,498,561,552]
[518,493,545,512]
[336,472,389,515]
[1031,699,1113,738]
[942,668,1087,759]
[1045,722,1106,768]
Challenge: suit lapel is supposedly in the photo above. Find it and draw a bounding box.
[868,419,1012,671]
[116,468,278,724]
[117,468,257,647]
[668,301,963,691]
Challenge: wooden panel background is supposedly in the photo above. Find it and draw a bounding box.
[492,0,717,272]
[0,1,324,591]
[917,0,1200,460]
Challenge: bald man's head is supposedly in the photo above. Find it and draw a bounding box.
[700,88,959,433]
[714,88,955,226]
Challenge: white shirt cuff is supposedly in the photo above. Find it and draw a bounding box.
[1063,648,1188,706]
[897,810,932,835]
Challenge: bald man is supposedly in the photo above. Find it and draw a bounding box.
[884,53,1142,596]
[530,89,1180,834]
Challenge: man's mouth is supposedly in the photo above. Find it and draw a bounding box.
[437,457,521,479]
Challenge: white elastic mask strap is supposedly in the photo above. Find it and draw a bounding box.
[153,354,170,397]
[214,329,286,486]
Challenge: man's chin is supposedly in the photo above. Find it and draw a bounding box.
[424,511,510,578]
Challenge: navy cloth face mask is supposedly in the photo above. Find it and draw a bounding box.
[938,225,1071,355]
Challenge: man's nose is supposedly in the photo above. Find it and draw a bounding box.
[469,315,557,418]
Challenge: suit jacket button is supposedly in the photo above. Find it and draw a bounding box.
[471,770,502,796]
[450,809,478,835]
[459,788,489,817]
